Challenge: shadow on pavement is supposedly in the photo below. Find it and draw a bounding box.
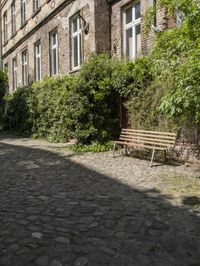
[0,141,200,266]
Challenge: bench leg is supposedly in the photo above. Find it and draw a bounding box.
[113,143,117,158]
[150,149,155,167]
[125,145,128,155]
[163,149,167,163]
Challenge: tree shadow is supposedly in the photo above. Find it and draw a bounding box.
[114,148,182,168]
[0,142,200,266]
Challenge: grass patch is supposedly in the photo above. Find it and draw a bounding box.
[69,142,113,153]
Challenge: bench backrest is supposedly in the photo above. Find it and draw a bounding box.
[120,129,177,149]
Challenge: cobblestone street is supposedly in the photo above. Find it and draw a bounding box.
[0,135,200,266]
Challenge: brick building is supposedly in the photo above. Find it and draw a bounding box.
[0,0,175,92]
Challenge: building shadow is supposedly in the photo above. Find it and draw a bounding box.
[0,141,200,266]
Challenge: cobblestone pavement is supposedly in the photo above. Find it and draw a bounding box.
[0,135,200,266]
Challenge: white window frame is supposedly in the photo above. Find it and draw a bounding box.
[33,0,40,12]
[71,15,82,70]
[3,11,8,43]
[50,31,59,76]
[35,41,42,81]
[22,50,28,86]
[123,2,141,60]
[12,57,17,90]
[21,0,27,26]
[11,1,16,35]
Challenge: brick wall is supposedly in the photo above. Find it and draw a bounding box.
[94,0,110,53]
[1,0,108,91]
[1,0,176,91]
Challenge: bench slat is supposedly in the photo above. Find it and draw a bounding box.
[113,141,166,150]
[119,136,176,145]
[118,138,174,147]
[121,128,176,136]
[120,132,176,140]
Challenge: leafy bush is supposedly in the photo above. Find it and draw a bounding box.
[151,1,200,128]
[67,54,119,144]
[69,142,113,152]
[2,54,119,143]
[124,0,200,134]
[0,70,8,129]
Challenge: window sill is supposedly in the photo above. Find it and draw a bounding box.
[69,67,81,74]
[32,7,41,19]
[20,21,28,30]
[50,73,60,77]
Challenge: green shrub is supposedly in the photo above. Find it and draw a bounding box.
[71,53,119,144]
[0,70,8,129]
[2,54,119,143]
[69,142,113,152]
[124,0,200,134]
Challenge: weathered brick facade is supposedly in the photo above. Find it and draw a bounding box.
[0,0,176,92]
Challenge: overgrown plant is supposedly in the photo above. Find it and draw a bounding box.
[0,70,8,129]
[2,55,119,143]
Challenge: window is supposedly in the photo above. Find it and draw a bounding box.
[12,58,17,90]
[50,31,59,76]
[34,41,42,81]
[22,50,28,86]
[4,63,8,72]
[33,0,40,12]
[176,11,185,27]
[123,2,141,60]
[21,0,27,26]
[3,11,8,43]
[71,15,82,69]
[11,1,16,35]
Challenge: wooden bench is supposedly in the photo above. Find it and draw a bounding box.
[112,128,177,167]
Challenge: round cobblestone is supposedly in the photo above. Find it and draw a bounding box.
[0,135,200,265]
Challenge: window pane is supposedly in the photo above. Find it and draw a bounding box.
[37,57,40,79]
[4,63,8,72]
[79,36,82,64]
[73,36,78,67]
[35,43,41,81]
[38,58,41,79]
[50,32,58,76]
[135,2,141,19]
[25,66,28,85]
[135,24,141,56]
[22,51,28,85]
[13,59,17,89]
[34,0,39,11]
[73,18,78,33]
[12,2,16,34]
[53,49,57,75]
[125,7,132,24]
[52,34,56,46]
[125,28,133,60]
[4,12,7,42]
